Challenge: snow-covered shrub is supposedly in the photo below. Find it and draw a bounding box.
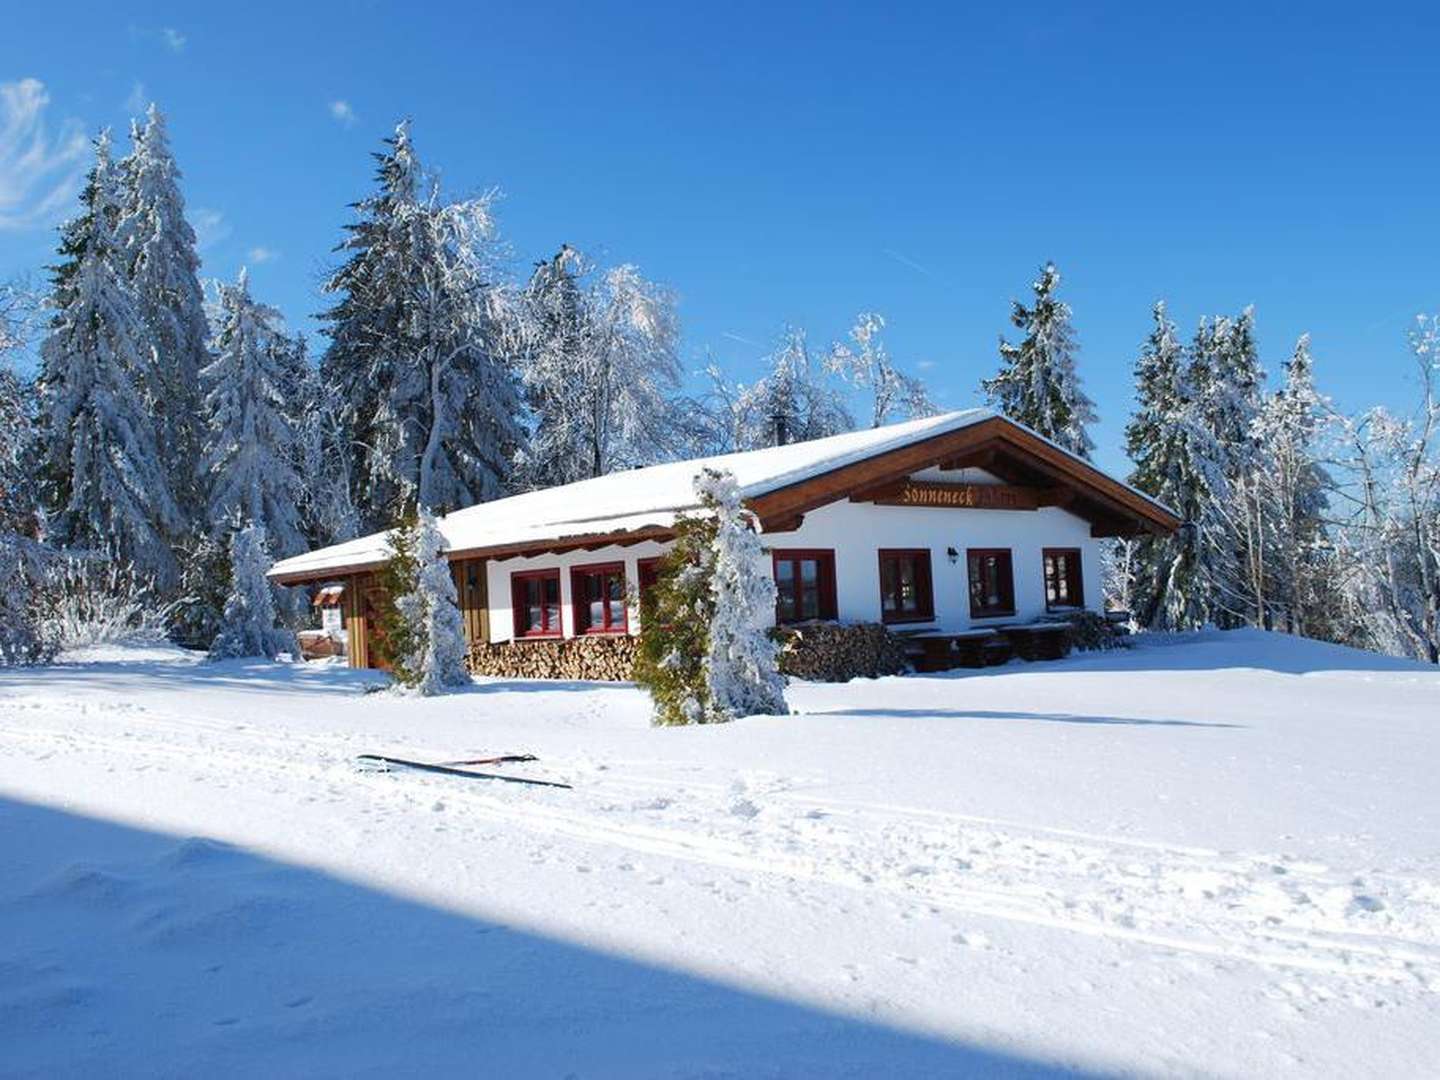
[38,556,177,652]
[635,468,786,725]
[388,508,469,695]
[0,536,58,665]
[208,524,296,661]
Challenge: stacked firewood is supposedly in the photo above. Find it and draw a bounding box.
[467,635,639,681]
[772,621,910,682]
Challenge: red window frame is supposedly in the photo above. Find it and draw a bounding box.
[511,569,563,639]
[966,548,1016,619]
[771,548,838,624]
[877,548,935,624]
[570,561,629,635]
[1043,548,1084,610]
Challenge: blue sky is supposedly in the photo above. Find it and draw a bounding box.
[4,3,1438,474]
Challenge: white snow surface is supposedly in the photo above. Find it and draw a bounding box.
[2,629,1438,1077]
[268,408,1174,580]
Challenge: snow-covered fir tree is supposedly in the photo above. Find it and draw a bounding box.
[697,469,787,721]
[208,523,297,661]
[0,284,38,536]
[117,104,209,517]
[514,248,681,488]
[826,312,934,427]
[1251,334,1333,635]
[984,262,1097,458]
[635,469,786,725]
[200,268,306,557]
[1124,302,1225,629]
[36,132,181,587]
[390,508,469,695]
[320,122,523,528]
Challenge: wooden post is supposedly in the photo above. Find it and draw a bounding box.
[344,573,369,669]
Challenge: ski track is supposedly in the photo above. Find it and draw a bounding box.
[2,695,1438,1005]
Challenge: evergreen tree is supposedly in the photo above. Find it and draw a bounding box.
[36,132,181,587]
[1124,302,1224,629]
[117,105,209,517]
[391,507,469,694]
[635,469,785,725]
[1253,334,1334,635]
[200,268,306,557]
[320,121,523,528]
[209,523,296,660]
[984,262,1097,458]
[514,246,587,488]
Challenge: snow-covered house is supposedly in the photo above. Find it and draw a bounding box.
[268,409,1181,670]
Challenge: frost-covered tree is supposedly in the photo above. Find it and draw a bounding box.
[36,132,181,587]
[0,283,38,536]
[514,248,681,488]
[707,326,853,452]
[390,508,469,694]
[209,523,296,661]
[117,105,209,515]
[1124,302,1224,629]
[200,268,306,556]
[1328,319,1440,663]
[984,262,1096,458]
[698,469,787,720]
[320,122,523,529]
[826,312,934,427]
[635,468,785,725]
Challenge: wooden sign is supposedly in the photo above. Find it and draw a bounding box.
[869,481,1040,511]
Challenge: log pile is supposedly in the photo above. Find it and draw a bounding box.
[468,635,639,681]
[772,621,910,682]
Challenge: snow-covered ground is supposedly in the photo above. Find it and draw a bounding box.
[2,631,1437,1077]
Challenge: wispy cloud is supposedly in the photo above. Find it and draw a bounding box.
[882,247,937,280]
[124,81,148,117]
[0,78,88,231]
[247,246,280,264]
[161,27,187,53]
[916,359,936,371]
[191,208,231,251]
[329,100,357,128]
[721,330,758,347]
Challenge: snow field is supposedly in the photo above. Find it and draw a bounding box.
[1,630,1438,1076]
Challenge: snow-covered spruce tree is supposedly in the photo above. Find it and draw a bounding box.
[826,312,934,427]
[635,469,785,726]
[201,268,306,557]
[36,132,182,587]
[320,122,524,529]
[117,104,209,518]
[1124,302,1225,629]
[0,535,57,665]
[0,283,39,537]
[208,523,296,661]
[513,248,682,488]
[984,262,1097,458]
[390,508,469,694]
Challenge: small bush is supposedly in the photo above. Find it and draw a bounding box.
[1038,609,1127,651]
[39,556,178,652]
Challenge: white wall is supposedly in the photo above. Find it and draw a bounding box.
[483,474,1105,642]
[485,539,672,644]
[770,496,1103,630]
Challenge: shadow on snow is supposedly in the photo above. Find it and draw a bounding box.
[0,795,1107,1078]
[807,708,1240,729]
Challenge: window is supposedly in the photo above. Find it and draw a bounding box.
[571,562,628,634]
[772,549,837,624]
[1043,548,1084,609]
[967,548,1015,618]
[512,569,562,638]
[877,549,934,624]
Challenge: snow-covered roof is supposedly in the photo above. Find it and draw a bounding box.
[269,409,1174,581]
